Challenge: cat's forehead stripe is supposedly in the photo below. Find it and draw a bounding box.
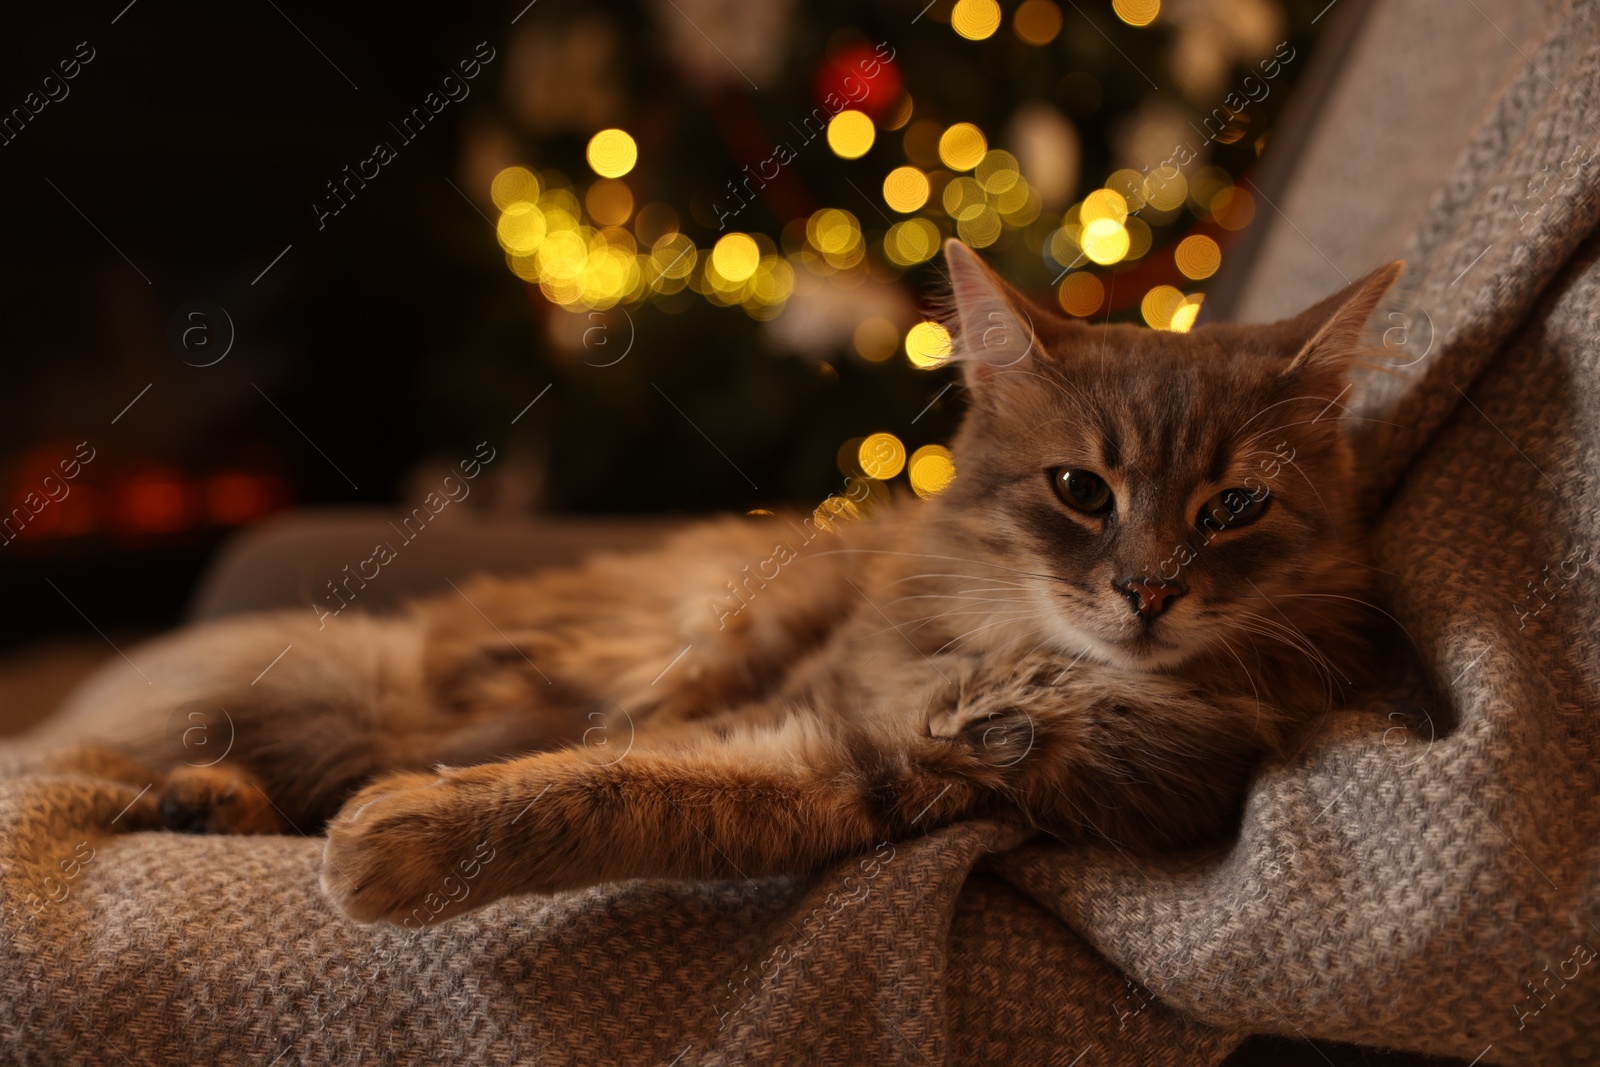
[1100,425,1123,470]
[1206,438,1231,484]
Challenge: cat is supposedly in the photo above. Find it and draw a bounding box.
[30,240,1402,925]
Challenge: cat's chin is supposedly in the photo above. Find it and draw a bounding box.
[1041,614,1201,673]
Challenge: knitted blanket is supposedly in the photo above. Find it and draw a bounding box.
[7,1,1600,1062]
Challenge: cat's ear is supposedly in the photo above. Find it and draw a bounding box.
[1283,260,1404,382]
[942,239,1039,389]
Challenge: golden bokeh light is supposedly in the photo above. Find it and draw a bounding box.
[634,202,679,245]
[1143,168,1187,212]
[1175,234,1222,280]
[748,255,796,313]
[650,233,697,285]
[1141,285,1186,330]
[883,166,931,212]
[975,150,1021,194]
[491,166,540,210]
[859,433,908,480]
[1013,0,1063,44]
[1105,168,1148,212]
[1169,294,1204,333]
[1124,216,1153,259]
[1211,186,1257,230]
[586,128,638,178]
[1081,188,1129,225]
[885,218,942,266]
[497,202,547,255]
[1081,218,1130,265]
[827,110,876,159]
[956,207,1002,247]
[943,176,988,221]
[812,494,863,532]
[538,230,588,282]
[885,93,915,131]
[905,320,953,369]
[1049,226,1081,269]
[1113,0,1160,27]
[854,318,900,362]
[806,208,864,268]
[585,179,634,227]
[951,0,1002,40]
[1189,167,1232,215]
[1058,271,1105,317]
[996,182,1040,227]
[938,123,988,171]
[909,445,957,497]
[711,233,760,282]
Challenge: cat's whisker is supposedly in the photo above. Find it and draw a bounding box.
[1255,411,1415,436]
[883,572,1034,590]
[809,548,1068,585]
[932,614,1051,657]
[1232,392,1347,438]
[1232,631,1335,711]
[1231,615,1340,703]
[1279,456,1330,517]
[883,592,1030,607]
[895,603,1037,631]
[1212,634,1267,739]
[1244,591,1425,656]
[864,604,1038,642]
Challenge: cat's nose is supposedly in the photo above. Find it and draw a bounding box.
[1113,576,1187,619]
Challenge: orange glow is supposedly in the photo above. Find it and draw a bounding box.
[205,473,282,526]
[114,469,200,535]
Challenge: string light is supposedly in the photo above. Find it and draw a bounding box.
[938,123,988,171]
[885,218,941,266]
[586,129,638,178]
[1081,218,1130,265]
[827,110,876,159]
[909,445,957,497]
[854,318,900,361]
[1211,187,1257,230]
[951,0,1002,40]
[1059,272,1104,317]
[711,233,760,282]
[858,433,907,479]
[1112,0,1160,27]
[1013,0,1063,44]
[1175,235,1221,280]
[490,166,539,209]
[905,321,952,369]
[883,166,931,212]
[1169,295,1204,332]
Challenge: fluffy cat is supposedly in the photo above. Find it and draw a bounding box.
[33,240,1401,925]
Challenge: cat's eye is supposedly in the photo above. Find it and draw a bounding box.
[1199,487,1269,529]
[1053,469,1113,514]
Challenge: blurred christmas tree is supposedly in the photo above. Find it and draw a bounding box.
[442,0,1323,515]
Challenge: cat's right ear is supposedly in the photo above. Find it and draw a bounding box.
[941,239,1038,391]
[1283,260,1405,384]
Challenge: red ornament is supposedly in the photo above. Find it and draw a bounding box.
[813,45,902,121]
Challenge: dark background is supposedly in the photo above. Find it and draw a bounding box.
[0,0,1325,644]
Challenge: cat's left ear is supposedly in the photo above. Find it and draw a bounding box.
[942,239,1039,388]
[1284,260,1405,383]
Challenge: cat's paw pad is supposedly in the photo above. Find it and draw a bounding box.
[320,771,470,924]
[159,764,285,835]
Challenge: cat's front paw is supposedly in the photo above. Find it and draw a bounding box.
[320,770,491,925]
[159,764,286,835]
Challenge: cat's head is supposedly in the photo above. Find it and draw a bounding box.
[928,240,1400,672]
